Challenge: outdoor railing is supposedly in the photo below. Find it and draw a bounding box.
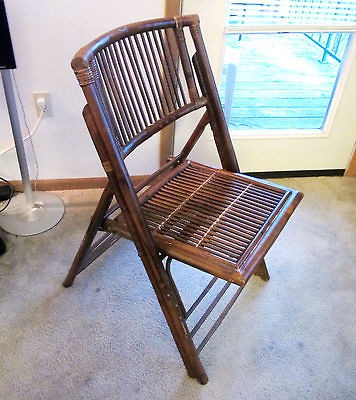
[304,32,348,62]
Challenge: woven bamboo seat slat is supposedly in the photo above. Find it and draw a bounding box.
[138,161,289,272]
[64,15,303,384]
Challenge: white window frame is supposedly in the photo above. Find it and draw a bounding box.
[222,23,356,139]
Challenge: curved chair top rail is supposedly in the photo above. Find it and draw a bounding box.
[71,15,200,69]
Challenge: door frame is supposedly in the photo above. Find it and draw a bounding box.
[161,0,356,175]
[160,0,182,165]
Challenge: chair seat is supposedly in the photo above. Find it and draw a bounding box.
[106,161,301,286]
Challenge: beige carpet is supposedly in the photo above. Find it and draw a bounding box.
[0,176,355,400]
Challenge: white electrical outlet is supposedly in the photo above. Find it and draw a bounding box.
[32,92,53,117]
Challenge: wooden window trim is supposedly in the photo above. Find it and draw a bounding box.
[160,0,182,166]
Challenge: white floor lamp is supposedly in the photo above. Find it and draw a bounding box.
[0,69,64,236]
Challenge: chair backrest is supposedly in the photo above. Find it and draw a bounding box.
[71,15,239,176]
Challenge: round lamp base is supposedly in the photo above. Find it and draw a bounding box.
[0,192,64,236]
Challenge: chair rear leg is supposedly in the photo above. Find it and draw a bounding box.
[253,258,270,281]
[63,183,114,287]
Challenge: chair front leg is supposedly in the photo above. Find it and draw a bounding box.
[157,272,209,384]
[137,250,209,384]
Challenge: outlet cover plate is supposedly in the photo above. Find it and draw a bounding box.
[32,92,53,117]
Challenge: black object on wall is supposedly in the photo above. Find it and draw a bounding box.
[0,0,16,70]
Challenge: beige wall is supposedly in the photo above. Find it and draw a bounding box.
[2,0,355,180]
[0,0,164,180]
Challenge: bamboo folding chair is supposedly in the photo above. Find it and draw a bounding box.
[63,15,303,384]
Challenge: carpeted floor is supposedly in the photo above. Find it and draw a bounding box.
[0,176,355,400]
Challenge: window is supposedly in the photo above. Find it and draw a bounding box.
[220,1,356,132]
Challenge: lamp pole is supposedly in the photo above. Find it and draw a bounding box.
[1,69,34,206]
[0,70,64,236]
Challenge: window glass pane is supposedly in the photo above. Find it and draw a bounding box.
[227,0,356,26]
[219,32,350,130]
